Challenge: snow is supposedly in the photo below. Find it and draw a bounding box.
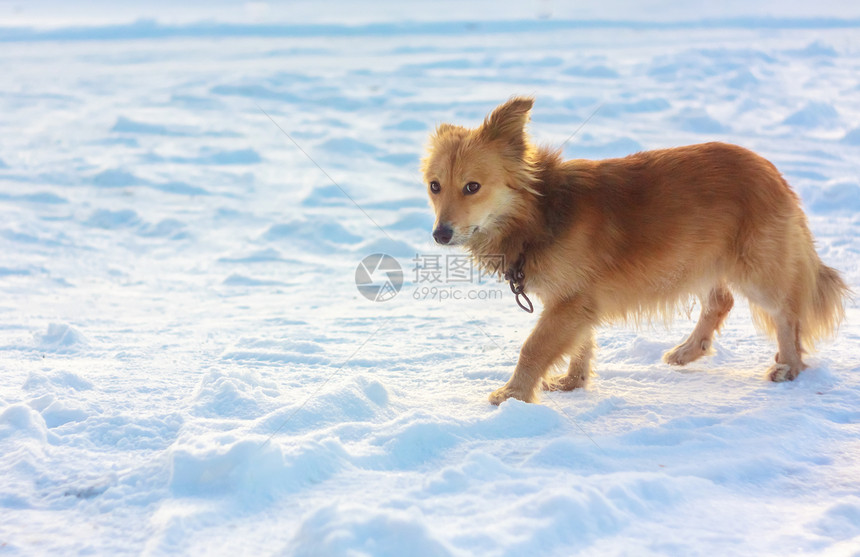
[2,2,860,555]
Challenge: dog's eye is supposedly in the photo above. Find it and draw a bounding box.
[464,181,481,195]
[429,181,441,194]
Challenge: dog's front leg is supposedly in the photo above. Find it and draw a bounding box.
[489,297,594,405]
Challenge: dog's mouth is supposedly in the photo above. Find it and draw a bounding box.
[451,225,484,247]
[433,222,490,246]
[455,225,480,245]
[435,225,480,246]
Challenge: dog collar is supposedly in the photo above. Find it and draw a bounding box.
[504,252,534,313]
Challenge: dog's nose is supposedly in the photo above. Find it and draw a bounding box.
[433,224,453,245]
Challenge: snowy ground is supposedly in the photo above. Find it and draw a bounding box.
[2,3,860,556]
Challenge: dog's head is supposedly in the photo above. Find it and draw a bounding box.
[421,96,537,247]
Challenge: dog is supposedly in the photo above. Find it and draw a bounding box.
[421,96,849,405]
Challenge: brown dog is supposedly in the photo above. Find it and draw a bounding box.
[422,96,849,405]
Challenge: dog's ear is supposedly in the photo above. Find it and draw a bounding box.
[478,96,534,144]
[432,122,468,140]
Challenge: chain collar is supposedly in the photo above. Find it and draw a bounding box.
[503,252,534,313]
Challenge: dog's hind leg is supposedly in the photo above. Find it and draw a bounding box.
[767,312,807,382]
[542,328,595,391]
[772,317,803,368]
[663,285,733,366]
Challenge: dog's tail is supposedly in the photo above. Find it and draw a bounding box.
[749,256,849,349]
[802,262,850,347]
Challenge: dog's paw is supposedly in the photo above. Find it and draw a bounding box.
[767,363,801,382]
[488,384,538,405]
[663,338,711,366]
[542,373,587,392]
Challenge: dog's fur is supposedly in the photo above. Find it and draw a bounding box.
[422,96,849,405]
